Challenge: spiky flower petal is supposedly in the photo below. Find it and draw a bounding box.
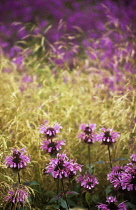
[97,196,127,210]
[4,185,29,205]
[4,148,30,171]
[40,139,66,154]
[77,172,98,191]
[107,164,136,191]
[45,153,82,179]
[96,127,120,146]
[40,122,62,139]
[78,123,97,144]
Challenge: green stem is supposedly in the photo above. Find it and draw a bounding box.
[108,145,112,169]
[88,144,91,167]
[57,178,59,195]
[17,171,21,184]
[61,179,69,210]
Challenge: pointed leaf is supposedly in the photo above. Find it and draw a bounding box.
[48,194,62,204]
[113,157,127,162]
[66,191,79,195]
[94,160,105,164]
[60,198,69,209]
[105,185,113,196]
[126,202,136,209]
[23,181,40,186]
[85,192,91,207]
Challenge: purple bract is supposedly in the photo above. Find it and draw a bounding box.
[77,172,98,191]
[40,139,66,155]
[97,196,127,210]
[4,148,30,171]
[107,164,136,191]
[96,127,120,146]
[78,123,97,144]
[45,153,82,179]
[4,185,29,205]
[39,122,62,139]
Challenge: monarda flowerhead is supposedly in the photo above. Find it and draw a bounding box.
[4,148,30,171]
[120,164,136,191]
[44,153,82,179]
[97,196,127,210]
[107,164,136,191]
[96,127,120,147]
[77,172,98,191]
[4,185,29,207]
[78,123,97,144]
[107,166,124,191]
[40,139,66,155]
[39,122,62,140]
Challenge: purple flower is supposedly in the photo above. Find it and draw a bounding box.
[78,123,97,144]
[4,186,29,205]
[130,154,136,163]
[40,139,66,155]
[22,75,33,83]
[4,148,30,171]
[96,128,120,146]
[107,165,136,191]
[12,56,24,67]
[77,172,98,191]
[45,153,82,179]
[39,122,62,140]
[79,123,96,133]
[107,166,125,190]
[121,165,136,191]
[97,196,127,210]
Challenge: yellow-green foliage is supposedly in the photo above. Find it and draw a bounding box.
[0,54,136,205]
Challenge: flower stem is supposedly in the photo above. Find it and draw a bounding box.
[107,145,112,169]
[61,179,69,210]
[17,171,21,184]
[88,144,91,167]
[57,178,59,195]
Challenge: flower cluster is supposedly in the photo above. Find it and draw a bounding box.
[77,172,98,191]
[96,127,120,147]
[4,186,29,205]
[40,139,66,155]
[39,122,64,155]
[45,153,82,179]
[39,122,62,139]
[97,196,127,210]
[107,164,136,191]
[4,148,30,171]
[78,123,97,144]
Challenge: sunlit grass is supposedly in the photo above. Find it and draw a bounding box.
[0,50,135,208]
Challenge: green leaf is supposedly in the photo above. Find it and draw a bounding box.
[48,194,62,204]
[60,198,69,209]
[113,157,127,162]
[105,185,113,196]
[94,160,105,164]
[67,199,77,207]
[91,194,99,203]
[126,202,136,209]
[85,192,91,207]
[66,191,79,195]
[23,181,40,186]
[89,165,95,175]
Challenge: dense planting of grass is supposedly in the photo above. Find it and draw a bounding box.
[0,53,135,209]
